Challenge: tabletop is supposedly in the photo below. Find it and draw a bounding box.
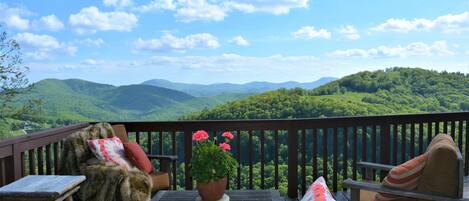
[152,190,285,201]
[0,175,86,198]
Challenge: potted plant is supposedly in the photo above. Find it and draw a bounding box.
[191,130,237,201]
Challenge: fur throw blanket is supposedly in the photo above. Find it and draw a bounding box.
[60,123,152,201]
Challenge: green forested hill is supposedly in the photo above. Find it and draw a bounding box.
[187,68,469,120]
[14,79,251,124]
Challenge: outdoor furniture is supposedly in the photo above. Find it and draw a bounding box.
[60,123,177,201]
[0,175,85,201]
[342,134,468,201]
[111,124,178,193]
[151,190,284,201]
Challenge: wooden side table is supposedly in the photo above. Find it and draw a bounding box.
[0,175,85,201]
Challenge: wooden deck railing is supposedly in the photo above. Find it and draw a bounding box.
[0,112,468,199]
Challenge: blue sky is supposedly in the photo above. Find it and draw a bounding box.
[1,0,468,85]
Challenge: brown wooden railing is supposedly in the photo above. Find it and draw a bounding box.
[0,112,468,199]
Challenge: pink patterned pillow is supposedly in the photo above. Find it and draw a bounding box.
[87,136,132,170]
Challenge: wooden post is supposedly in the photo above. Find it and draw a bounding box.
[184,129,193,190]
[287,124,298,199]
[380,123,391,180]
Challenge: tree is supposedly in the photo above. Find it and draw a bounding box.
[0,26,40,139]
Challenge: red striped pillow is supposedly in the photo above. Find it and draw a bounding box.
[375,153,428,201]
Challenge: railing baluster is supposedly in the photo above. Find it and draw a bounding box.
[361,126,366,174]
[147,131,152,154]
[171,131,177,190]
[301,129,306,195]
[392,124,398,165]
[37,147,43,175]
[332,127,338,192]
[136,132,140,144]
[451,121,456,139]
[380,123,391,180]
[260,129,265,190]
[465,120,469,175]
[322,128,328,182]
[237,130,241,190]
[159,132,163,155]
[312,128,318,180]
[418,123,424,154]
[28,149,35,175]
[371,125,376,181]
[352,126,357,180]
[184,129,193,190]
[274,130,279,189]
[458,121,463,152]
[287,126,298,198]
[436,121,440,134]
[54,142,59,174]
[45,144,51,175]
[427,122,433,145]
[342,127,349,190]
[401,124,407,163]
[444,121,448,134]
[248,130,253,190]
[410,123,415,159]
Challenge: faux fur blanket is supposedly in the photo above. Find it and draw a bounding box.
[60,123,152,201]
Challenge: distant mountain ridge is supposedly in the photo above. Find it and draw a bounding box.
[142,77,337,96]
[187,68,469,120]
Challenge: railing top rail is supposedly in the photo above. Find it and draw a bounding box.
[107,111,469,124]
[107,112,469,131]
[0,123,89,147]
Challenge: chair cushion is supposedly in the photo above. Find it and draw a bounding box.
[151,172,170,193]
[112,124,129,142]
[417,134,459,198]
[124,142,153,174]
[87,136,132,170]
[375,153,427,201]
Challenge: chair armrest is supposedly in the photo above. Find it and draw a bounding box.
[343,179,468,201]
[357,162,394,171]
[147,154,178,161]
[147,155,178,173]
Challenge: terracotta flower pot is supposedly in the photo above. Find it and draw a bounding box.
[197,177,227,201]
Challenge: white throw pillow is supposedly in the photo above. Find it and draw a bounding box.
[300,176,336,201]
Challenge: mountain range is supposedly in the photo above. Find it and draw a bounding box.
[142,77,337,96]
[15,77,336,123]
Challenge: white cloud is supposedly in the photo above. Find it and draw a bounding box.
[229,36,250,46]
[69,6,138,34]
[14,32,77,60]
[0,3,32,30]
[77,38,105,47]
[32,15,64,31]
[133,0,176,12]
[224,0,309,15]
[103,0,133,7]
[327,41,454,58]
[174,1,227,22]
[372,12,469,33]
[81,59,104,65]
[5,15,29,30]
[133,0,309,22]
[466,50,469,56]
[143,54,319,72]
[339,25,360,40]
[292,26,331,39]
[134,33,219,52]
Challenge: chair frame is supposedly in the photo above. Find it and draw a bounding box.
[343,151,466,201]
